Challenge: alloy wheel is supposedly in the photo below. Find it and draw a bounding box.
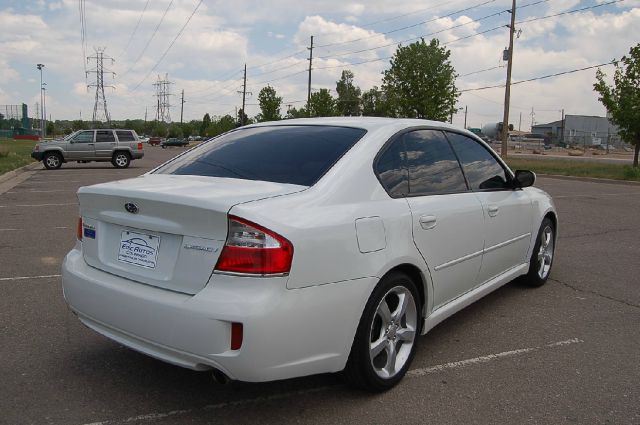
[537,225,554,279]
[369,285,417,379]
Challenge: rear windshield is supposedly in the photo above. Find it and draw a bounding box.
[154,125,367,186]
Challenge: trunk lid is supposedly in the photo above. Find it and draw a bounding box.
[77,174,305,294]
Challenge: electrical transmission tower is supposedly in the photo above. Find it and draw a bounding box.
[153,74,173,122]
[87,47,115,124]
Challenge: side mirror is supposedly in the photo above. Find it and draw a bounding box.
[514,170,536,188]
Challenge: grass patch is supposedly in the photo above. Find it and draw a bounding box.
[506,157,640,182]
[0,138,37,175]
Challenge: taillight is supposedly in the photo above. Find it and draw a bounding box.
[214,215,293,275]
[137,142,143,150]
[77,217,83,241]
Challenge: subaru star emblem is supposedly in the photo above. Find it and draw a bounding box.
[124,203,139,214]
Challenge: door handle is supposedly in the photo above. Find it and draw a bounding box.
[419,215,437,230]
[487,205,499,217]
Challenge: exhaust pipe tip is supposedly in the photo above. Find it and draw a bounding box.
[211,369,231,385]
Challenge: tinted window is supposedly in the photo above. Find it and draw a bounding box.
[96,130,115,143]
[404,130,467,196]
[71,131,94,143]
[375,139,408,197]
[155,126,367,186]
[116,130,135,142]
[446,132,510,190]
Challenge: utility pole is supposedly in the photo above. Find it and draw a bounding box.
[500,0,517,157]
[242,64,247,125]
[144,107,147,123]
[464,105,468,128]
[180,89,185,124]
[519,112,522,131]
[307,35,314,116]
[36,64,45,138]
[560,108,565,145]
[87,48,115,125]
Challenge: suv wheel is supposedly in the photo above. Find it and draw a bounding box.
[112,152,131,168]
[43,152,63,170]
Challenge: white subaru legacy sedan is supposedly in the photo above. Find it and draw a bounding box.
[62,117,557,391]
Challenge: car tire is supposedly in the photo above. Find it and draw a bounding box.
[344,271,420,392]
[520,217,555,287]
[43,152,63,170]
[112,152,131,168]
[161,145,166,149]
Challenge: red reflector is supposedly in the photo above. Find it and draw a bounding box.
[231,322,243,350]
[137,142,143,150]
[77,217,83,241]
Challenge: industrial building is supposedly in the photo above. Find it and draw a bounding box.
[532,114,621,147]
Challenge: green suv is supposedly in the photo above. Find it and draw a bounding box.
[31,129,145,169]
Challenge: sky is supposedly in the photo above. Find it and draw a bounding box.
[0,0,638,130]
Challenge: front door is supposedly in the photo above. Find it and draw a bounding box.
[445,131,533,284]
[67,130,95,159]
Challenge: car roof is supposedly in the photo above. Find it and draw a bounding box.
[246,117,465,133]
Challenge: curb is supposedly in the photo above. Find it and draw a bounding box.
[0,161,40,185]
[538,173,640,186]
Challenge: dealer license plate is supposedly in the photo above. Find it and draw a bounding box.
[118,231,160,269]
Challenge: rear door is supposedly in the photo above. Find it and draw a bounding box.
[445,132,533,284]
[95,130,117,158]
[396,129,485,309]
[67,130,95,159]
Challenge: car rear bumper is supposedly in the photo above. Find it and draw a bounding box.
[62,245,376,382]
[131,151,144,160]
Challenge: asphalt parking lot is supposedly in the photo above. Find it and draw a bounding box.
[1,147,638,425]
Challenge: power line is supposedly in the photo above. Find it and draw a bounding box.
[78,0,88,78]
[459,65,503,77]
[118,0,151,58]
[123,0,174,77]
[131,0,205,91]
[460,62,615,93]
[515,0,627,25]
[316,0,499,51]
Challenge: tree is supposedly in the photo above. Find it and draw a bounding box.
[594,43,640,167]
[361,86,392,117]
[46,121,55,136]
[308,88,336,117]
[237,108,249,126]
[382,38,459,121]
[335,70,362,116]
[257,86,282,122]
[285,106,307,119]
[200,113,211,136]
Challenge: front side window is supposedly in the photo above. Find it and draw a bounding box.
[446,132,510,190]
[404,130,467,196]
[375,138,408,197]
[96,130,115,143]
[71,131,94,143]
[155,125,367,187]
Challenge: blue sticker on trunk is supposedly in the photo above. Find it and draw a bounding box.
[84,228,96,239]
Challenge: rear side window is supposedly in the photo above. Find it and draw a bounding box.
[446,132,510,190]
[154,125,367,186]
[96,130,115,143]
[116,130,136,142]
[375,139,408,197]
[404,130,467,196]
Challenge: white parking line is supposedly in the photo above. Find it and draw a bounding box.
[0,226,68,231]
[80,337,583,425]
[6,189,74,193]
[0,202,76,208]
[0,274,61,282]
